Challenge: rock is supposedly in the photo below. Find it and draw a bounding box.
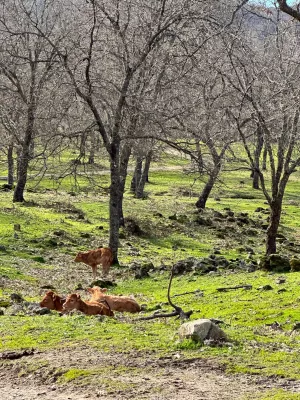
[74,283,84,290]
[176,214,189,223]
[10,293,24,303]
[35,307,51,315]
[258,254,290,272]
[173,258,195,275]
[90,279,117,288]
[124,217,143,236]
[258,285,273,291]
[46,238,58,247]
[53,230,66,236]
[40,284,56,290]
[213,211,225,219]
[134,266,150,279]
[290,257,300,272]
[32,256,46,263]
[193,216,212,226]
[179,319,227,343]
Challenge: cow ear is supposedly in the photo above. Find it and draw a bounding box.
[101,288,108,293]
[53,295,57,301]
[77,294,81,299]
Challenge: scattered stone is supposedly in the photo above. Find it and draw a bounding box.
[40,284,56,290]
[46,238,58,247]
[10,293,24,303]
[74,283,84,290]
[193,216,212,226]
[32,256,46,263]
[90,279,117,288]
[35,307,51,315]
[290,257,300,272]
[258,254,290,272]
[277,288,287,293]
[124,217,143,236]
[258,285,273,291]
[80,232,91,238]
[14,224,21,231]
[53,230,66,236]
[293,322,300,331]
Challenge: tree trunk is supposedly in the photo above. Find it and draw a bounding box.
[195,164,220,210]
[130,156,143,193]
[88,130,95,164]
[118,144,132,226]
[136,150,152,198]
[253,127,264,189]
[262,146,267,171]
[79,131,87,158]
[195,140,204,174]
[109,147,121,264]
[7,143,14,188]
[13,146,30,202]
[195,176,215,209]
[266,198,282,255]
[13,105,36,202]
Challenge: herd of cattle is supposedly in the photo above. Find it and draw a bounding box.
[39,247,141,317]
[40,287,141,317]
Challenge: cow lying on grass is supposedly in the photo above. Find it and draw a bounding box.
[87,287,141,313]
[62,293,114,316]
[74,247,113,279]
[40,291,65,312]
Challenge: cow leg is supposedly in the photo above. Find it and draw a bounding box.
[91,265,97,280]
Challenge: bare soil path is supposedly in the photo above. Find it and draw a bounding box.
[1,346,300,400]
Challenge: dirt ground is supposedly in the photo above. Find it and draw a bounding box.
[1,346,300,400]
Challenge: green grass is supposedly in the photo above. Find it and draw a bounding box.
[1,149,300,388]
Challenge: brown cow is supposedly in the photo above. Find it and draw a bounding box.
[62,293,114,316]
[40,291,65,312]
[74,247,113,279]
[87,287,141,313]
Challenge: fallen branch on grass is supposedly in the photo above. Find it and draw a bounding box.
[173,289,203,297]
[216,284,252,292]
[136,264,193,321]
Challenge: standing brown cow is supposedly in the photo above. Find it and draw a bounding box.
[74,247,113,279]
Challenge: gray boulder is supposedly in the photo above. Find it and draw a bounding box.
[178,318,227,343]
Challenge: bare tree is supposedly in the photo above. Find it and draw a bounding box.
[0,0,64,202]
[26,0,211,262]
[226,7,300,255]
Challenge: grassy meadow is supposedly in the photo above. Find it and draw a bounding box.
[1,149,300,399]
